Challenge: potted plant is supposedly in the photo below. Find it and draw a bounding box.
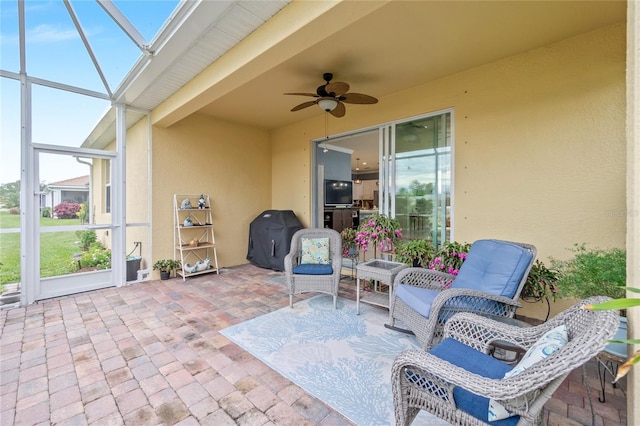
[354,213,403,257]
[427,241,471,276]
[395,239,435,267]
[153,259,181,280]
[520,260,559,321]
[340,227,358,258]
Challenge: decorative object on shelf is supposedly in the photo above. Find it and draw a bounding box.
[354,213,402,257]
[197,258,211,271]
[181,198,192,209]
[153,259,181,280]
[183,217,193,227]
[188,239,199,247]
[183,258,212,274]
[198,194,206,209]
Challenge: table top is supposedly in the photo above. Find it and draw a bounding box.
[357,259,408,282]
[359,259,406,271]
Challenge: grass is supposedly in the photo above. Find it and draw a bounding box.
[0,211,83,289]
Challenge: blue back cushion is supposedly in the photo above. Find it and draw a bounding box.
[451,240,533,298]
[407,338,518,425]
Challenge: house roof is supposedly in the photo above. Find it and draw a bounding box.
[83,0,626,149]
[48,175,90,188]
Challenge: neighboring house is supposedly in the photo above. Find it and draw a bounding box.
[43,175,89,217]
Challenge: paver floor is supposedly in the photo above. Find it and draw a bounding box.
[0,264,627,425]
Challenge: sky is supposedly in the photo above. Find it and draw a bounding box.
[0,0,179,185]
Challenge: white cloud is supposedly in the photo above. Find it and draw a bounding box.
[28,24,78,43]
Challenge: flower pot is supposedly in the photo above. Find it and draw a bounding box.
[160,271,170,280]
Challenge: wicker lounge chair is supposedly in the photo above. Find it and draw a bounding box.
[391,296,620,426]
[284,228,342,308]
[388,239,536,349]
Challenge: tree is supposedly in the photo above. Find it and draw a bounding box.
[0,181,20,209]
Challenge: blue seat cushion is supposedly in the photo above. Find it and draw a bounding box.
[407,338,518,425]
[395,284,440,318]
[451,240,533,298]
[293,263,333,275]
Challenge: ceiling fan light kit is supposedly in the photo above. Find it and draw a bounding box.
[285,72,378,118]
[318,98,338,112]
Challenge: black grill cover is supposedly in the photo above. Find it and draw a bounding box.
[247,210,304,271]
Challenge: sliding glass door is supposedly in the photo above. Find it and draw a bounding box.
[390,112,452,245]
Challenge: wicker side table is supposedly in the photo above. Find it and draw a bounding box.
[356,259,408,320]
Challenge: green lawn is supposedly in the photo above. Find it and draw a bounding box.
[0,211,82,288]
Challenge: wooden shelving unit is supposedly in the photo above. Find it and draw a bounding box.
[174,194,219,280]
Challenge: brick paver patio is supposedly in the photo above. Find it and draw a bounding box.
[0,264,627,425]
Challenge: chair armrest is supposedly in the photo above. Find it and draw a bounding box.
[442,312,543,353]
[393,267,455,290]
[284,253,299,273]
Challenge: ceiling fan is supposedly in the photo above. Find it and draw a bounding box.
[284,73,378,118]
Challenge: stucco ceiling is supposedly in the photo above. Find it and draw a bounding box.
[191,0,626,130]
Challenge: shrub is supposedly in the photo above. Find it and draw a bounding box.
[41,207,51,218]
[80,245,111,270]
[78,203,89,223]
[76,230,97,252]
[8,207,19,215]
[54,201,81,219]
[551,243,626,300]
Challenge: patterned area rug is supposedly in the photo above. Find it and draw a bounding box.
[220,295,448,425]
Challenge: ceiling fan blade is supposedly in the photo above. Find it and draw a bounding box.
[325,81,349,97]
[340,93,378,104]
[330,101,346,118]
[284,92,319,97]
[291,100,317,112]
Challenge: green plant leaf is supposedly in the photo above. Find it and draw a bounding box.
[584,298,640,310]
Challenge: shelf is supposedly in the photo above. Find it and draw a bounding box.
[177,268,219,278]
[176,243,216,251]
[174,194,219,281]
[359,290,390,309]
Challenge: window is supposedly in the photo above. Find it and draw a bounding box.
[104,160,111,214]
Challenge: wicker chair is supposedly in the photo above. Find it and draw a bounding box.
[388,239,536,349]
[284,228,342,308]
[391,296,620,426]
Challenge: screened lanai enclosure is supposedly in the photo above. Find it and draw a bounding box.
[0,0,292,305]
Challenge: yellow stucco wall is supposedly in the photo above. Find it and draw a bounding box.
[151,113,271,274]
[272,24,626,318]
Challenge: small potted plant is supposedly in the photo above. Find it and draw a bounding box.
[153,259,181,280]
[354,213,403,257]
[340,227,358,258]
[395,239,435,267]
[520,260,559,321]
[428,241,471,276]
